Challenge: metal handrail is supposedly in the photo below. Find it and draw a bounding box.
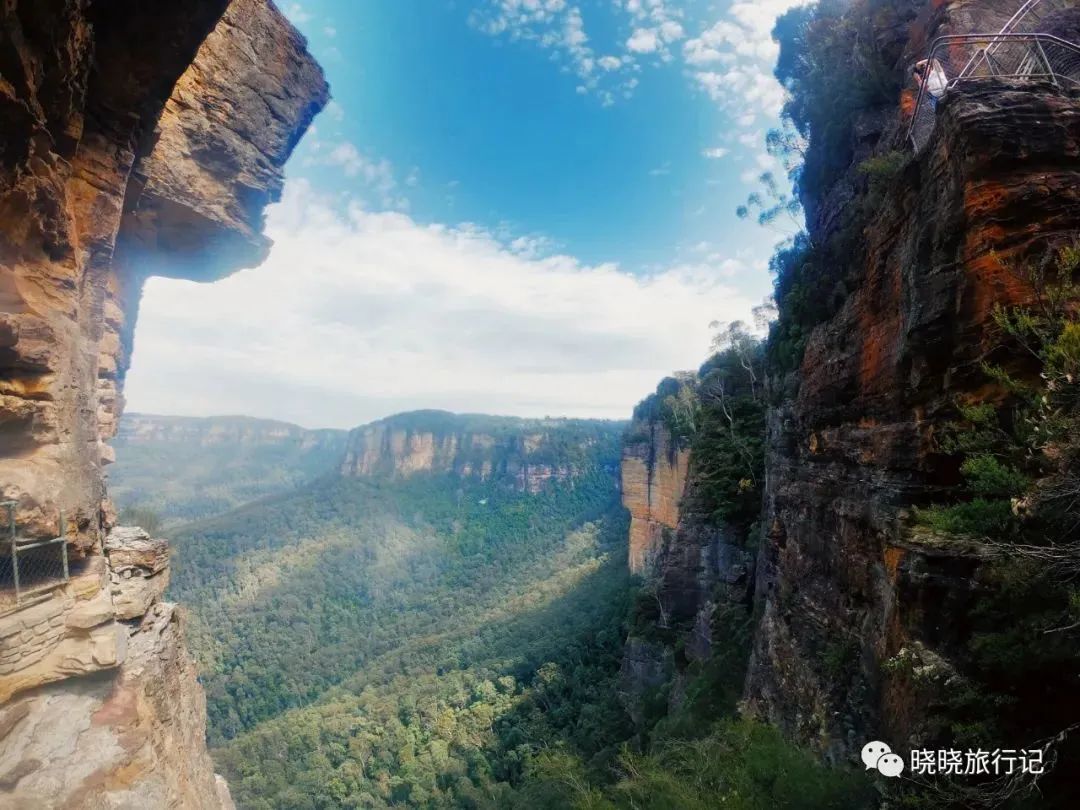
[1,501,69,613]
[907,32,1080,151]
[956,0,1044,77]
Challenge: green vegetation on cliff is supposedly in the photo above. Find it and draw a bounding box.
[148,403,866,808]
[906,247,1080,807]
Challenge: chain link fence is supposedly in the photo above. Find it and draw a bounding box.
[0,502,70,616]
[909,33,1080,152]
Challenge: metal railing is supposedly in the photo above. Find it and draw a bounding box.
[909,32,1080,151]
[0,502,69,615]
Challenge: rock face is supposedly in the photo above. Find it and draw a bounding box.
[105,527,170,621]
[0,0,327,550]
[0,601,230,810]
[0,528,225,808]
[340,410,623,494]
[1,0,326,805]
[744,0,1080,765]
[621,421,689,575]
[618,410,755,723]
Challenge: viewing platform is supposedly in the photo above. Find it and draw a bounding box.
[909,0,1080,151]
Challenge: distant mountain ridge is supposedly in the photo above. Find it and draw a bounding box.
[110,410,629,522]
[108,414,350,525]
[340,409,626,493]
[117,412,347,448]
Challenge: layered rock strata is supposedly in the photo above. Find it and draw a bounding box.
[621,422,689,575]
[341,411,621,494]
[618,413,755,722]
[1,0,326,805]
[744,0,1080,765]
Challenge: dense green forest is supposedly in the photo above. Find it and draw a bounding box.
[155,408,865,808]
[170,470,624,741]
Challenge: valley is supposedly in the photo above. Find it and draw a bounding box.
[5,0,1080,808]
[109,407,866,809]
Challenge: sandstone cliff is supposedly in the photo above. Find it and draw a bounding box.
[0,530,233,809]
[743,0,1080,776]
[618,377,758,726]
[618,4,1080,800]
[0,1,326,805]
[340,410,623,494]
[622,420,689,576]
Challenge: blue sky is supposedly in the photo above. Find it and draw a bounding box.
[124,0,804,428]
[291,0,797,279]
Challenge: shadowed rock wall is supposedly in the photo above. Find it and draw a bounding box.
[745,0,1080,764]
[0,1,326,805]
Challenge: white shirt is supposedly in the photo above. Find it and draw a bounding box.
[925,61,948,98]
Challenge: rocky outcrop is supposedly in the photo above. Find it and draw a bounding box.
[0,568,121,704]
[105,526,170,621]
[621,421,689,575]
[618,408,756,725]
[0,528,230,807]
[1,0,326,805]
[1,0,327,550]
[340,410,623,494]
[0,601,229,809]
[744,0,1080,766]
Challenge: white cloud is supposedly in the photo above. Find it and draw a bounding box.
[323,25,337,38]
[324,100,345,121]
[627,28,660,54]
[322,143,408,211]
[469,0,799,118]
[702,147,729,159]
[470,1,600,88]
[471,1,664,102]
[124,181,757,428]
[659,20,684,43]
[682,0,804,125]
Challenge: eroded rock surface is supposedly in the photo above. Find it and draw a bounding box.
[341,411,620,494]
[105,526,170,621]
[1,0,327,551]
[0,602,225,810]
[621,422,689,575]
[744,0,1080,765]
[618,411,755,723]
[1,0,326,806]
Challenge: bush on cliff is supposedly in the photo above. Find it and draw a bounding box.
[908,244,1080,806]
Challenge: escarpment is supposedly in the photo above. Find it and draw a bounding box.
[622,419,689,576]
[618,1,1080,799]
[618,371,760,727]
[1,1,326,806]
[744,0,1080,776]
[341,410,623,494]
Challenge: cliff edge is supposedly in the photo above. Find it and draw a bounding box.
[0,0,326,805]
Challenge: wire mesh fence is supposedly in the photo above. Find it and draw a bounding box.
[0,502,69,615]
[909,33,1080,152]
